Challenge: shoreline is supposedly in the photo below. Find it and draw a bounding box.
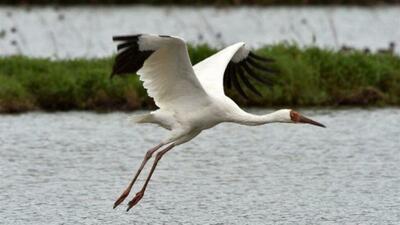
[1,44,400,113]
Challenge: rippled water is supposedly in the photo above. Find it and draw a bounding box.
[1,6,399,58]
[1,109,400,224]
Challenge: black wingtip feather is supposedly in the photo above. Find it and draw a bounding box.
[237,65,262,97]
[242,61,273,86]
[226,63,235,89]
[223,50,277,101]
[111,34,154,76]
[223,64,231,89]
[113,35,141,41]
[231,64,249,100]
[117,41,136,51]
[247,57,278,75]
[249,51,275,63]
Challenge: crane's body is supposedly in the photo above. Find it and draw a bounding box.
[110,34,325,211]
[134,99,292,145]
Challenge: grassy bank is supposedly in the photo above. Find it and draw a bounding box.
[1,44,400,113]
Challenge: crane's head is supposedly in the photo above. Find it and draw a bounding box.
[288,110,325,128]
[273,109,325,128]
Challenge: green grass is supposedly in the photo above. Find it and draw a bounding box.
[1,44,400,113]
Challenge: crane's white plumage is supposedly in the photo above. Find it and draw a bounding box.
[193,42,245,97]
[136,35,209,111]
[110,34,325,210]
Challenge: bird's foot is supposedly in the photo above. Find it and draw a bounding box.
[113,189,130,209]
[126,191,144,212]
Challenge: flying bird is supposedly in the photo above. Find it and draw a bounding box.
[110,34,325,211]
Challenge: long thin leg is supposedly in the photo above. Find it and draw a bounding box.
[113,143,163,209]
[126,143,175,211]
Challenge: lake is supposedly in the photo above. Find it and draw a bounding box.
[0,6,399,58]
[0,108,399,224]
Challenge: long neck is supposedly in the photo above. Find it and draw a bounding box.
[232,110,287,126]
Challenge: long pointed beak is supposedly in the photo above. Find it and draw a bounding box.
[299,115,326,128]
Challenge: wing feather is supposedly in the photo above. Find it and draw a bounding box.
[230,64,249,99]
[248,51,275,62]
[237,65,262,97]
[242,61,272,86]
[246,57,278,74]
[111,34,210,110]
[223,63,233,90]
[194,43,277,101]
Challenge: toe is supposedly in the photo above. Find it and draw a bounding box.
[126,192,144,211]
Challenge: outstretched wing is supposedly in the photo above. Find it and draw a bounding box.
[193,42,277,100]
[111,34,210,110]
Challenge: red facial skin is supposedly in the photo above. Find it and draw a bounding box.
[290,110,301,123]
[290,110,326,127]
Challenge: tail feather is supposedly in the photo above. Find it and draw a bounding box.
[129,113,153,124]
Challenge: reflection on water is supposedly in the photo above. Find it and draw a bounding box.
[0,108,399,224]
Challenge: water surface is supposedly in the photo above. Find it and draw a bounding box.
[0,109,399,224]
[0,6,399,58]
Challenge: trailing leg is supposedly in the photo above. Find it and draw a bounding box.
[113,143,163,209]
[126,143,175,211]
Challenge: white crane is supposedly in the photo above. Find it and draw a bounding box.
[110,34,325,211]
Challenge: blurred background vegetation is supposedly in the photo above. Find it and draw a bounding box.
[1,44,399,113]
[0,0,399,5]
